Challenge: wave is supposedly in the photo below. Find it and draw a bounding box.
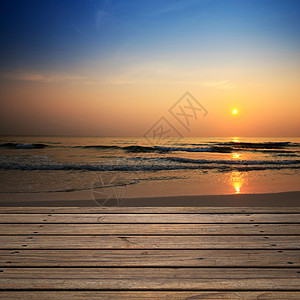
[79,145,120,150]
[1,141,298,156]
[246,149,300,154]
[0,163,299,172]
[75,144,235,153]
[78,145,233,154]
[155,156,300,165]
[1,139,296,151]
[0,143,48,149]
[123,145,169,153]
[155,144,299,154]
[217,141,292,149]
[77,145,171,153]
[274,153,299,157]
[155,146,233,153]
[76,143,298,154]
[1,156,299,172]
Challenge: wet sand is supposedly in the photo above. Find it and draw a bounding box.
[0,191,299,207]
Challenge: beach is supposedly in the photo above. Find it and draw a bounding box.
[0,136,299,207]
[0,191,299,207]
[1,1,299,297]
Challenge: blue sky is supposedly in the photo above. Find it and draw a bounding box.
[0,0,299,136]
[1,0,299,73]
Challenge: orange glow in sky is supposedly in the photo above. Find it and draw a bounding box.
[0,1,299,137]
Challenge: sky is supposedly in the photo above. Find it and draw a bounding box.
[0,0,299,136]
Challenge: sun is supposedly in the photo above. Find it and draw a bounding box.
[232,109,238,115]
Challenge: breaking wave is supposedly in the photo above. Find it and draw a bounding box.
[0,143,49,149]
[1,156,299,172]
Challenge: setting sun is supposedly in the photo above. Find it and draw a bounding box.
[0,1,299,294]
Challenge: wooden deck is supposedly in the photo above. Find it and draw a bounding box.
[0,206,300,299]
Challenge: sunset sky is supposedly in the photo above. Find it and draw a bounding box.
[0,0,299,137]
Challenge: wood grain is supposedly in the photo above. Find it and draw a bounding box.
[0,213,299,223]
[0,268,299,290]
[1,291,300,299]
[0,235,299,249]
[1,206,299,296]
[0,249,299,267]
[1,223,299,235]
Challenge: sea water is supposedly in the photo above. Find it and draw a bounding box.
[0,136,299,201]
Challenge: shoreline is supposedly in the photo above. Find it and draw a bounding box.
[0,191,299,207]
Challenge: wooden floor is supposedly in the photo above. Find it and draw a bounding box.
[0,206,300,299]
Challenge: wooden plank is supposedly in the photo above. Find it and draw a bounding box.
[1,291,300,300]
[0,268,299,290]
[1,223,299,235]
[0,235,299,249]
[0,249,299,267]
[0,213,299,223]
[1,207,300,214]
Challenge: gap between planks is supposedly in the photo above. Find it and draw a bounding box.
[1,207,300,214]
[1,291,300,300]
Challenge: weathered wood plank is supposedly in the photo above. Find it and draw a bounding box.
[1,207,300,214]
[0,235,299,249]
[0,268,299,290]
[0,213,299,223]
[0,249,299,267]
[1,291,300,300]
[1,223,299,235]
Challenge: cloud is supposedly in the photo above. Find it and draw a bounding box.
[98,78,236,88]
[0,69,234,90]
[0,71,92,85]
[200,80,235,89]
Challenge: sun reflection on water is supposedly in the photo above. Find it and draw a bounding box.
[232,152,241,159]
[229,171,246,194]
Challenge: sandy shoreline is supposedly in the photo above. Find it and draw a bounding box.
[0,191,299,207]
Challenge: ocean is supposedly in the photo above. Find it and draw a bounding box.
[0,136,299,204]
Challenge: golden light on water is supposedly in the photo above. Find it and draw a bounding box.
[229,171,246,194]
[232,153,241,159]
